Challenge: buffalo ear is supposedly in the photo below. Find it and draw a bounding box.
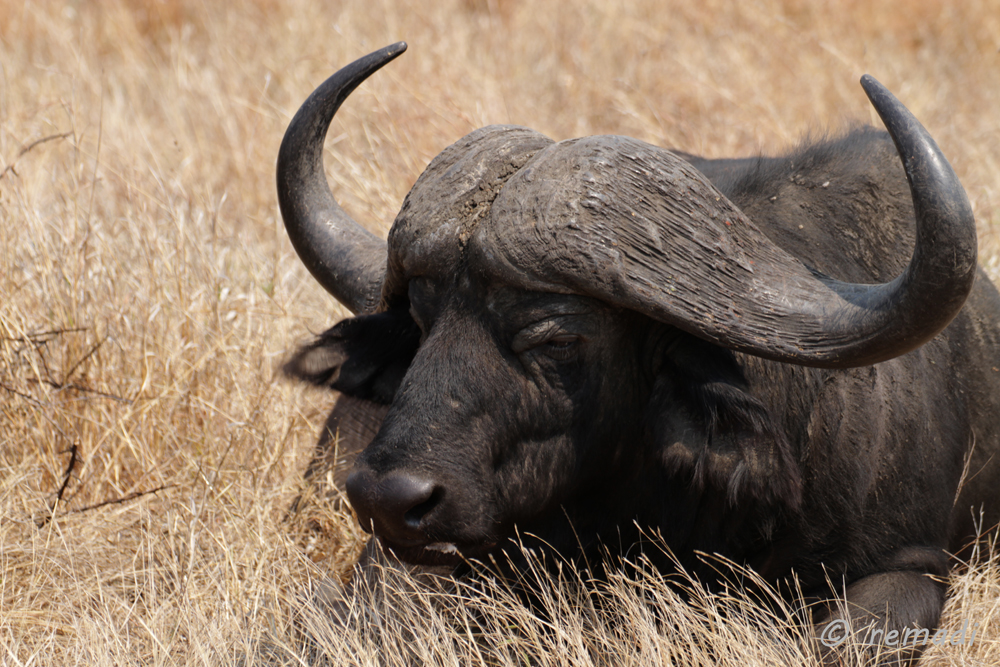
[284,309,421,404]
[650,335,802,510]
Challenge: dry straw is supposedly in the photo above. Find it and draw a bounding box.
[2,0,999,664]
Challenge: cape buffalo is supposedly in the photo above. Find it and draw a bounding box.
[278,43,1000,664]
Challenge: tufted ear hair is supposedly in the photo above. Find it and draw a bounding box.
[648,334,802,510]
[284,308,420,404]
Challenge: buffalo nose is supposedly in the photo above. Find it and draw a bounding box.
[345,469,440,544]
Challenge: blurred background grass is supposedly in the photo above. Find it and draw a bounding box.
[1,0,998,664]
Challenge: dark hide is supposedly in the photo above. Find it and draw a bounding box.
[288,127,1000,666]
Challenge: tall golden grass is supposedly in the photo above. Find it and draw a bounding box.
[2,0,999,664]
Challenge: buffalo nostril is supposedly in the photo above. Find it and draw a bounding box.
[379,474,438,527]
[403,486,443,528]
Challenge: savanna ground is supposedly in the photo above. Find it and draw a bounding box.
[2,0,1000,664]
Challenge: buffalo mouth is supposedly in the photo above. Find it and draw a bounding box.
[376,537,498,568]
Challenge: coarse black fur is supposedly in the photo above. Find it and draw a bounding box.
[287,127,1000,666]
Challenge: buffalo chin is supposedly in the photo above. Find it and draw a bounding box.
[377,537,495,568]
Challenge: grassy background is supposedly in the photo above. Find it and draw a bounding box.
[2,0,999,664]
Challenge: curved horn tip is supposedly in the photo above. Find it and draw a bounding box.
[362,42,408,69]
[858,74,929,143]
[858,73,884,97]
[858,74,911,128]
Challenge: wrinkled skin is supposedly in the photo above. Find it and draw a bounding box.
[287,117,1000,666]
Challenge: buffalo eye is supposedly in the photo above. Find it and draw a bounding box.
[540,334,581,361]
[508,302,594,361]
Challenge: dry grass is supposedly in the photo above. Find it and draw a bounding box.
[2,0,999,664]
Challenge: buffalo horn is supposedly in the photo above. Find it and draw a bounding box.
[475,76,976,368]
[276,43,407,314]
[837,74,979,362]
